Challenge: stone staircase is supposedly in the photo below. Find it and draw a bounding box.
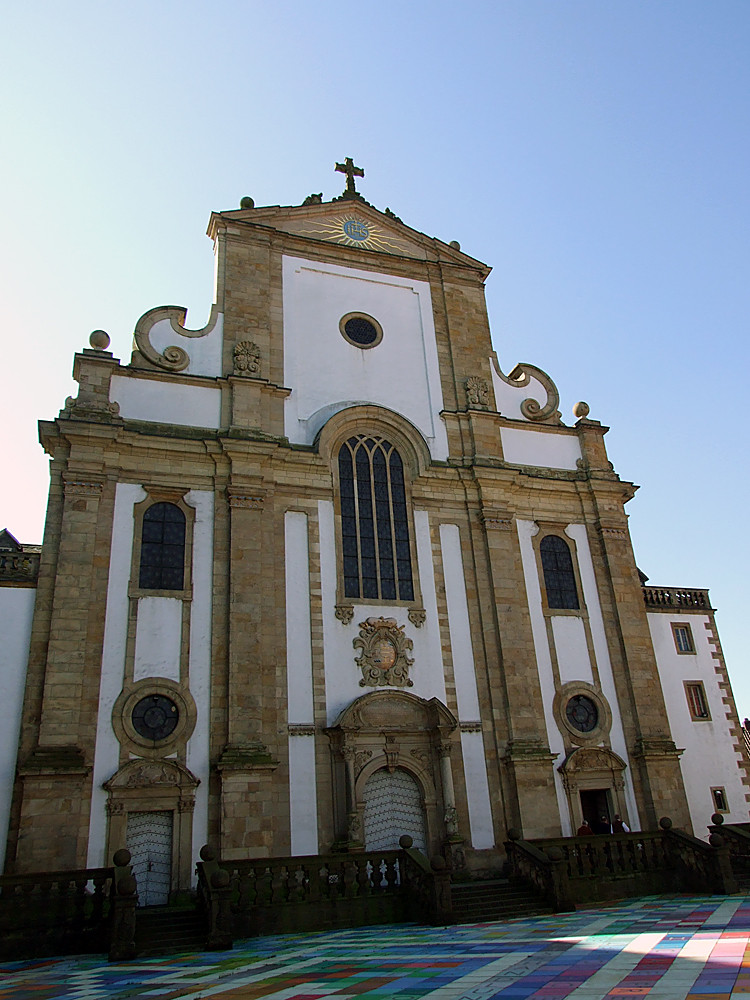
[450,877,554,924]
[134,905,207,956]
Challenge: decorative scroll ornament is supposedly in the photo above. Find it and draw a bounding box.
[133,304,220,374]
[490,355,562,424]
[354,616,414,688]
[466,375,489,409]
[233,341,261,378]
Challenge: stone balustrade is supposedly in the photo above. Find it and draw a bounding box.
[0,549,41,584]
[642,586,711,610]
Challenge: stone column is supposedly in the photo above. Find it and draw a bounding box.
[481,507,561,838]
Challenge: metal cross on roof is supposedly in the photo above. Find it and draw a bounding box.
[335,157,364,199]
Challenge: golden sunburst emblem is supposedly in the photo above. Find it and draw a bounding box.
[300,215,406,253]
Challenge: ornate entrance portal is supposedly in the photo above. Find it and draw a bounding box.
[363,767,426,851]
[326,690,458,858]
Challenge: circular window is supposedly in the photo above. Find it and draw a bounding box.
[565,695,599,734]
[340,312,383,350]
[132,695,179,741]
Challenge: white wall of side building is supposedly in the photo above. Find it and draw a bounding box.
[649,611,749,837]
[0,587,35,872]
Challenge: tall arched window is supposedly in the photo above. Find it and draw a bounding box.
[139,502,186,590]
[540,535,579,610]
[338,435,414,601]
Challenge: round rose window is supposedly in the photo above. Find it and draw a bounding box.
[131,695,179,741]
[565,695,599,734]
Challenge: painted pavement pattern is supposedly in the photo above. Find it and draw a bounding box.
[3,895,750,999]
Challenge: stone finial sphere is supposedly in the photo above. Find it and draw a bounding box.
[573,401,590,419]
[658,816,673,830]
[449,240,461,250]
[112,848,131,866]
[708,833,724,848]
[117,874,137,896]
[711,812,725,826]
[200,844,216,861]
[89,330,110,351]
[399,834,413,849]
[240,196,255,209]
[211,868,231,889]
[546,846,563,862]
[430,856,447,871]
[507,827,521,841]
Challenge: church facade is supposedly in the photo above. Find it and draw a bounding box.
[2,168,748,900]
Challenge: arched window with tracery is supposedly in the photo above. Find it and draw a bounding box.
[540,534,579,610]
[139,502,186,590]
[338,435,414,601]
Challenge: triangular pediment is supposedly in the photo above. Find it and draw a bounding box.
[0,528,22,551]
[209,199,490,275]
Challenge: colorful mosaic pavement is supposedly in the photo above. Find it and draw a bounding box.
[3,894,750,999]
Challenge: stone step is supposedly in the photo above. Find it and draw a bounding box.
[449,878,552,924]
[135,907,207,956]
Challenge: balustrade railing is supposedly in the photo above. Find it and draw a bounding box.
[0,549,40,584]
[507,819,736,907]
[642,586,711,610]
[197,836,449,942]
[0,867,113,959]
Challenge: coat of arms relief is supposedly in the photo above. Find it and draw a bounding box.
[354,617,414,687]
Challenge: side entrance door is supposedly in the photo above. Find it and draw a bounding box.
[126,811,173,906]
[363,767,426,851]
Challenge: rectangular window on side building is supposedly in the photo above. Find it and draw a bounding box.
[671,622,695,654]
[685,681,711,721]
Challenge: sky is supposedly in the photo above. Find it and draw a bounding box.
[2,2,749,712]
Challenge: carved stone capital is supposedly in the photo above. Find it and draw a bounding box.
[459,722,483,734]
[438,741,454,759]
[227,487,265,510]
[481,509,513,531]
[288,724,316,737]
[335,604,354,625]
[408,607,426,628]
[63,477,104,497]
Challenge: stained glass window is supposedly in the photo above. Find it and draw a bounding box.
[338,436,414,601]
[139,502,186,590]
[540,535,579,610]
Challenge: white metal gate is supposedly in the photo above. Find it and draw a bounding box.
[363,768,426,852]
[126,811,173,906]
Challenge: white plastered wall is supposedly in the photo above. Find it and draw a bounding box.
[87,483,146,867]
[146,313,224,378]
[285,511,319,856]
[0,587,35,872]
[516,520,640,835]
[110,376,221,429]
[185,489,214,863]
[500,427,582,471]
[649,612,748,837]
[439,524,495,850]
[282,255,448,460]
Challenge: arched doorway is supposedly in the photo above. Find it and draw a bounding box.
[558,747,630,832]
[325,689,458,858]
[363,767,426,851]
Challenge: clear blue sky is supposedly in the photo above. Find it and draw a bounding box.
[2,2,749,713]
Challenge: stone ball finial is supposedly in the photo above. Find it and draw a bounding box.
[546,846,563,862]
[709,832,724,848]
[398,834,413,849]
[112,848,131,867]
[449,240,461,250]
[507,827,522,841]
[658,816,673,830]
[430,855,447,871]
[89,330,110,351]
[711,812,725,826]
[240,196,255,210]
[200,844,216,862]
[573,401,590,419]
[211,868,230,889]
